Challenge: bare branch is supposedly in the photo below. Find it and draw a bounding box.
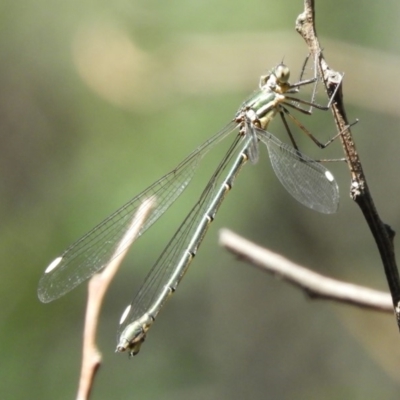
[76,197,156,400]
[219,229,392,312]
[295,0,400,328]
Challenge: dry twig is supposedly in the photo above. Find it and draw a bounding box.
[219,229,392,312]
[76,197,155,400]
[295,0,400,327]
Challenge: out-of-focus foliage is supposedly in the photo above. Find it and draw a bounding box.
[2,0,400,399]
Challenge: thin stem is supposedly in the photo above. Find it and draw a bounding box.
[76,198,155,400]
[219,229,392,312]
[295,0,400,328]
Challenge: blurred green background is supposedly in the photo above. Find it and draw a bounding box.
[2,0,400,398]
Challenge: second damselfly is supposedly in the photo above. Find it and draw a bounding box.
[38,59,341,356]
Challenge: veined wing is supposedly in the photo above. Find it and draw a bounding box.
[256,125,339,214]
[37,122,238,303]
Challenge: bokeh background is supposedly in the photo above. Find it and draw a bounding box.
[2,0,400,398]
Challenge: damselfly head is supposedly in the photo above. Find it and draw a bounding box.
[274,63,290,84]
[259,63,291,90]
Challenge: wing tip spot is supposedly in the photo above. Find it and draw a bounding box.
[120,304,132,325]
[324,170,335,182]
[45,256,63,273]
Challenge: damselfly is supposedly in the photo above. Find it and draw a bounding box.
[38,59,341,356]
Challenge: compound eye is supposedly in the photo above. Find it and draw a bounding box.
[275,64,290,83]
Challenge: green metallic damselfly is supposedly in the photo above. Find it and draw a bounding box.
[38,59,341,356]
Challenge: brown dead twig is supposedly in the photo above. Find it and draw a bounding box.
[76,198,155,400]
[296,0,400,326]
[219,229,392,312]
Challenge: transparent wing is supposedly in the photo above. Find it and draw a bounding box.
[37,122,238,303]
[257,126,339,214]
[117,135,247,335]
